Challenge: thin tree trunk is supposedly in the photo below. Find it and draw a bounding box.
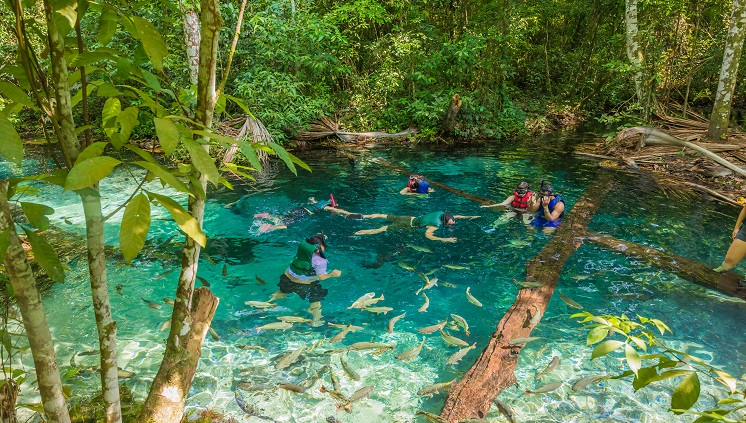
[625,0,650,120]
[0,182,70,423]
[707,0,746,140]
[139,1,222,421]
[441,94,462,135]
[440,173,612,422]
[217,0,248,95]
[183,7,201,86]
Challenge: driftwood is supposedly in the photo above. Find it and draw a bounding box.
[675,181,741,208]
[441,94,462,134]
[440,172,613,422]
[585,232,746,300]
[295,116,417,143]
[617,127,746,178]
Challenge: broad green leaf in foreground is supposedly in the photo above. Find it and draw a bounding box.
[120,193,151,263]
[0,116,24,165]
[64,157,121,191]
[671,372,700,412]
[20,203,55,231]
[591,340,625,359]
[22,228,65,282]
[146,191,205,247]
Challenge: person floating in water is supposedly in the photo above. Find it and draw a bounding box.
[528,183,564,233]
[714,202,746,273]
[269,233,342,326]
[340,209,479,243]
[253,194,349,233]
[400,174,434,195]
[481,181,535,225]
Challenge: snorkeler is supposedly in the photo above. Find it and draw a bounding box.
[400,174,434,195]
[269,233,342,326]
[253,194,349,233]
[482,181,535,211]
[338,209,479,243]
[714,202,746,273]
[528,183,564,232]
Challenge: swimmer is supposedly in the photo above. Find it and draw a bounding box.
[400,174,435,195]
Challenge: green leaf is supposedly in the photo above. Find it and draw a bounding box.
[131,17,169,72]
[52,0,77,37]
[134,161,190,194]
[69,49,119,67]
[191,129,238,146]
[714,370,737,394]
[153,118,180,156]
[75,142,108,165]
[115,107,139,147]
[123,145,157,164]
[140,69,161,92]
[97,5,118,45]
[95,83,121,97]
[22,228,65,282]
[239,141,262,172]
[0,229,10,259]
[671,372,700,412]
[629,336,647,351]
[591,340,625,360]
[651,319,671,335]
[586,326,609,345]
[632,366,659,390]
[287,152,311,173]
[625,343,641,376]
[102,97,121,131]
[223,94,253,116]
[64,157,121,191]
[120,193,151,263]
[267,141,297,175]
[145,191,206,247]
[0,116,24,165]
[20,203,55,231]
[186,175,206,201]
[0,81,36,109]
[183,139,219,187]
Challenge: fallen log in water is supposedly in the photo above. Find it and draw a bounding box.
[585,231,746,300]
[439,172,612,422]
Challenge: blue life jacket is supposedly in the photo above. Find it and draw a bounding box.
[416,179,430,194]
[531,194,565,227]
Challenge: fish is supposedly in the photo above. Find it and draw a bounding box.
[160,234,177,247]
[337,385,374,412]
[508,337,543,345]
[572,375,606,391]
[536,356,560,380]
[245,301,277,309]
[529,306,542,326]
[525,381,562,394]
[363,306,393,314]
[208,327,219,341]
[255,274,266,285]
[348,292,376,309]
[141,297,162,310]
[339,354,360,381]
[443,264,470,270]
[320,385,348,402]
[387,312,406,333]
[276,346,305,369]
[326,342,394,354]
[416,275,438,295]
[415,411,450,423]
[493,399,516,423]
[196,276,211,287]
[571,274,592,280]
[236,344,267,352]
[509,240,530,247]
[355,294,385,309]
[115,284,123,296]
[398,262,415,272]
[235,392,252,414]
[258,321,293,331]
[519,281,544,288]
[278,383,306,393]
[300,365,329,389]
[330,324,354,343]
[202,253,216,266]
[329,365,341,391]
[277,316,312,324]
[327,322,364,331]
[417,380,455,396]
[442,282,456,288]
[396,337,426,361]
[418,319,448,335]
[117,368,135,378]
[159,320,171,331]
[155,267,177,280]
[222,263,229,276]
[466,287,482,307]
[418,293,430,313]
[424,268,439,276]
[163,298,174,306]
[450,314,470,336]
[63,216,73,225]
[446,342,477,365]
[559,292,583,309]
[439,329,468,347]
[410,245,432,253]
[76,350,100,357]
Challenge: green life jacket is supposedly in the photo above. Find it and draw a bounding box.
[289,241,320,276]
[412,211,444,227]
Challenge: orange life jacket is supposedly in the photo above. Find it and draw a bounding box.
[511,190,532,209]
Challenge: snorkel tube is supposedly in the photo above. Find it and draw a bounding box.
[329,194,338,207]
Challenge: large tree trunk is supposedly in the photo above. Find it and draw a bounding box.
[40,1,122,421]
[183,7,201,86]
[585,231,746,300]
[707,0,746,140]
[625,0,650,120]
[0,182,70,423]
[441,94,462,135]
[139,1,222,421]
[440,172,612,422]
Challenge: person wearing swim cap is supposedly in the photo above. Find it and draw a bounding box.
[269,232,342,326]
[400,174,434,195]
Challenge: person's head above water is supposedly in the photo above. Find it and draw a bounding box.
[306,233,327,257]
[515,181,530,195]
[539,183,555,197]
[442,212,455,227]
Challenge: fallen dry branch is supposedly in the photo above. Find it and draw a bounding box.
[440,172,613,422]
[585,232,745,300]
[295,116,417,143]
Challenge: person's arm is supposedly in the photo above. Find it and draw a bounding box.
[481,196,512,208]
[540,198,564,221]
[425,226,456,243]
[428,187,435,193]
[312,255,342,280]
[355,225,389,235]
[326,206,353,216]
[400,187,411,195]
[732,205,746,238]
[527,193,540,212]
[317,270,342,280]
[453,215,480,219]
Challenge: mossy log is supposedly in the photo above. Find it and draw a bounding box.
[585,231,746,300]
[439,172,612,422]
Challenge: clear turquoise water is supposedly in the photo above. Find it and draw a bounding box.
[3,137,746,422]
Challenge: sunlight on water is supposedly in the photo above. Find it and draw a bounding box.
[4,138,746,422]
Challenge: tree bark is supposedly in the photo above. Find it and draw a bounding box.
[625,0,650,120]
[183,7,201,86]
[707,0,746,140]
[585,231,746,300]
[0,182,70,423]
[139,1,222,421]
[440,172,612,422]
[441,94,462,135]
